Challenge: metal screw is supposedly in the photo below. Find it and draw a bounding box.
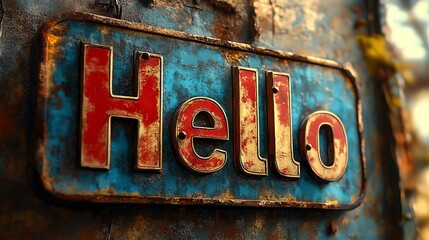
[178,131,187,140]
[272,87,279,94]
[141,52,150,60]
[306,144,312,151]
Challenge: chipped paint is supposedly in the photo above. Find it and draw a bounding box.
[233,67,268,176]
[267,71,300,179]
[300,111,348,181]
[172,97,229,173]
[222,50,246,64]
[80,45,163,170]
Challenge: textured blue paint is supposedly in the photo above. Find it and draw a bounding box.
[41,19,363,205]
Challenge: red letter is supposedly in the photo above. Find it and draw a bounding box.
[299,111,348,181]
[80,44,163,170]
[172,97,229,173]
[267,72,300,179]
[233,67,268,176]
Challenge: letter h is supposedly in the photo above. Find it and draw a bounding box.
[80,43,163,170]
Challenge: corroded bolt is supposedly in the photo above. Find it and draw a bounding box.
[328,221,338,235]
[141,52,150,60]
[178,131,187,140]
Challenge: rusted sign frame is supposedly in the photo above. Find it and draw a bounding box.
[34,12,366,210]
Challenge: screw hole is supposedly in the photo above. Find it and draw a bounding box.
[178,131,186,140]
[306,144,312,151]
[141,53,150,60]
[272,87,278,93]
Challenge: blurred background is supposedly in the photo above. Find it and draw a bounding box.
[383,0,429,239]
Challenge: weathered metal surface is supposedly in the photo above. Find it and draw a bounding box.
[35,13,364,209]
[80,45,163,170]
[299,111,348,182]
[233,67,269,177]
[0,0,406,239]
[172,97,229,173]
[266,72,301,179]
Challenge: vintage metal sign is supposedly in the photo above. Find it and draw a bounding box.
[35,13,365,209]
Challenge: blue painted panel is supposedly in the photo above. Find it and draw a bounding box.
[38,16,363,207]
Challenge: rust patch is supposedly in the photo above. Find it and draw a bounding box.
[222,50,245,63]
[213,7,245,41]
[210,0,252,42]
[208,0,237,13]
[217,189,235,199]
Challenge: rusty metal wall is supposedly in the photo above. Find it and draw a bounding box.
[0,0,409,239]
